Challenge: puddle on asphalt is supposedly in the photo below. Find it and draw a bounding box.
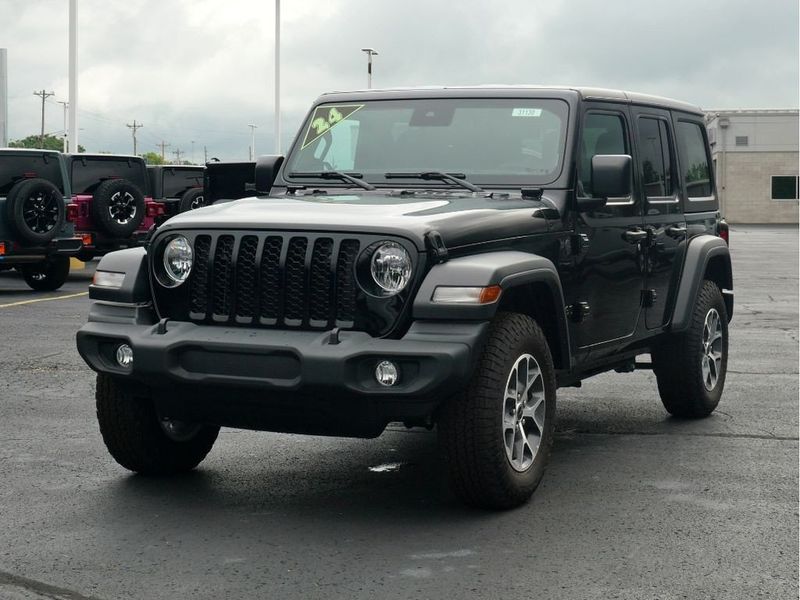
[368,462,404,473]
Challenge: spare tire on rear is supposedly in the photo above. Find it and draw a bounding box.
[91,178,145,238]
[178,188,206,213]
[4,178,65,245]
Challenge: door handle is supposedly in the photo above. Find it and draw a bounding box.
[623,229,648,243]
[666,225,687,237]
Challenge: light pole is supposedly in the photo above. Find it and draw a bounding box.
[68,0,78,153]
[248,124,258,160]
[274,0,281,153]
[360,48,378,89]
[57,100,68,152]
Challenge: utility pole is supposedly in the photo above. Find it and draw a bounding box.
[247,123,258,160]
[360,48,378,89]
[68,0,78,153]
[191,140,195,164]
[57,100,68,153]
[173,148,183,164]
[274,0,281,152]
[204,145,208,164]
[33,89,55,148]
[156,140,170,161]
[126,120,143,155]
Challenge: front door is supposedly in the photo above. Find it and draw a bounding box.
[565,104,645,350]
[630,107,686,329]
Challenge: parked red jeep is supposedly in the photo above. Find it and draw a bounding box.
[66,154,164,260]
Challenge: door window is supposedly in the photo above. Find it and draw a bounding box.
[676,121,713,199]
[637,118,674,200]
[578,113,628,198]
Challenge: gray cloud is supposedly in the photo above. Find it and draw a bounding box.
[1,0,797,159]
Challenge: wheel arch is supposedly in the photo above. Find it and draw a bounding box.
[412,251,572,370]
[670,235,733,332]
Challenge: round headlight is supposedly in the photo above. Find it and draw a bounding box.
[370,242,412,295]
[162,236,193,287]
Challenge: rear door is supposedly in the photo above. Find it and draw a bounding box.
[631,106,686,329]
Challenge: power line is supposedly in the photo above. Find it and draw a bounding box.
[126,120,143,155]
[33,89,55,148]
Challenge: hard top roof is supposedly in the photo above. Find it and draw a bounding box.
[0,147,61,155]
[317,85,703,115]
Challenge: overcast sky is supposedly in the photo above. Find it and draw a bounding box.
[1,0,798,160]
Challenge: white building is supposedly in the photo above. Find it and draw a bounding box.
[705,109,798,224]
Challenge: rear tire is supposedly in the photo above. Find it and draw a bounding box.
[438,312,557,509]
[178,188,206,212]
[96,374,219,474]
[91,179,145,238]
[21,256,70,291]
[5,178,65,245]
[652,280,729,418]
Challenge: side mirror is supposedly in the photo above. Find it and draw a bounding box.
[255,155,285,194]
[593,154,632,197]
[577,154,633,211]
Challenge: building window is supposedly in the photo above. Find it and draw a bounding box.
[771,175,799,201]
[735,135,749,146]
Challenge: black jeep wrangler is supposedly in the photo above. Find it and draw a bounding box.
[147,165,206,216]
[77,87,733,509]
[0,149,82,290]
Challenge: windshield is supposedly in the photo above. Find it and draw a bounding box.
[285,98,569,187]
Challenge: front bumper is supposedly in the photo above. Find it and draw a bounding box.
[76,307,488,435]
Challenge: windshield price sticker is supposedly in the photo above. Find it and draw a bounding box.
[301,104,364,148]
[512,108,542,117]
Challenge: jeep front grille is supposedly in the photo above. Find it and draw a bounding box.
[182,232,360,328]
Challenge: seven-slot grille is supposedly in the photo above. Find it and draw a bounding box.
[185,232,361,329]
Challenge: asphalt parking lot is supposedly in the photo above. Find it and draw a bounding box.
[0,225,797,600]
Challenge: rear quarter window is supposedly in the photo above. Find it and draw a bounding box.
[0,154,65,196]
[70,158,148,195]
[676,121,714,199]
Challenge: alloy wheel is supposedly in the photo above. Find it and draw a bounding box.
[502,353,546,472]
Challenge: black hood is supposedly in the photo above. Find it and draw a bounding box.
[158,191,559,251]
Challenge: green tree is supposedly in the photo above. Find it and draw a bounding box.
[9,133,85,153]
[141,151,166,165]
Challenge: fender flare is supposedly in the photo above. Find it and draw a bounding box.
[89,247,150,304]
[670,235,733,332]
[412,251,571,367]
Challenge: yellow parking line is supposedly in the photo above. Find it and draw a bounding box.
[69,258,85,270]
[0,291,88,308]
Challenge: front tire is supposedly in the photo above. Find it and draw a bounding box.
[438,312,557,509]
[652,280,729,418]
[96,374,219,474]
[22,256,70,291]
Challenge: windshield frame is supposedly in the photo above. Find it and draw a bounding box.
[280,92,574,190]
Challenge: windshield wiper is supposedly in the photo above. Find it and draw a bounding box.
[288,171,376,191]
[384,171,483,193]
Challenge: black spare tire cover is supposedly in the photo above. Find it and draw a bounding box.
[4,177,65,245]
[91,178,146,238]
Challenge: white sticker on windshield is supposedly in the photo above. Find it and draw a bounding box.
[512,108,542,117]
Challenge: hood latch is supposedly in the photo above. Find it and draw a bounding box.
[425,230,449,264]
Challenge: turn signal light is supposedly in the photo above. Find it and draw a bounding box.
[719,220,730,246]
[80,233,93,247]
[432,285,503,305]
[0,242,6,256]
[67,203,79,222]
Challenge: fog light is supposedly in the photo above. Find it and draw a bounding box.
[375,360,399,387]
[116,344,133,368]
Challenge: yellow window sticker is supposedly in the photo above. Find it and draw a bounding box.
[301,104,364,148]
[512,108,542,117]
